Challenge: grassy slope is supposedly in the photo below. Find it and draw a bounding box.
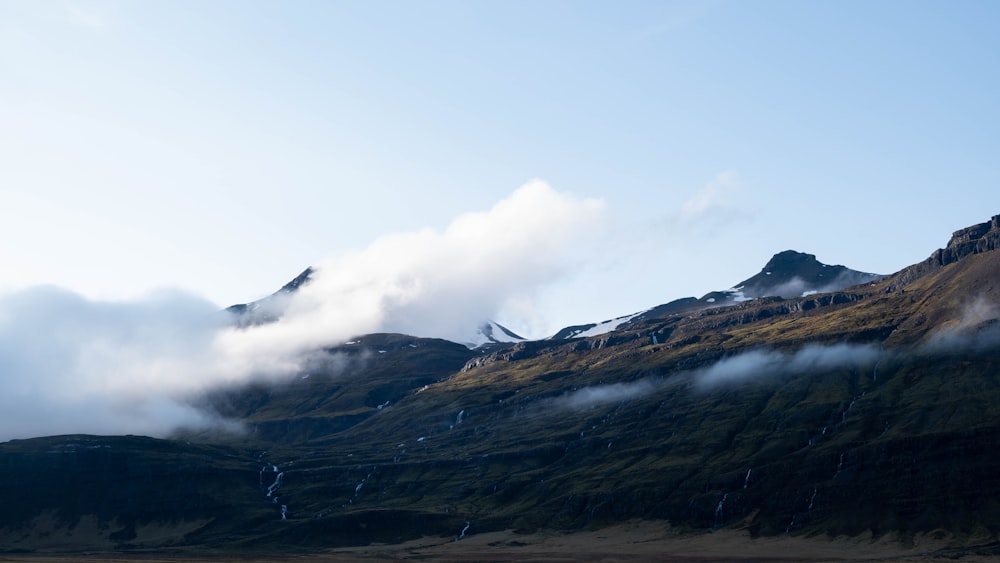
[203,250,1000,547]
[3,243,1000,551]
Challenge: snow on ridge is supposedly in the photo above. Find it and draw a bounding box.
[465,320,525,348]
[572,310,647,339]
[488,321,523,343]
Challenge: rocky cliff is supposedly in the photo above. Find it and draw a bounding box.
[892,214,1000,288]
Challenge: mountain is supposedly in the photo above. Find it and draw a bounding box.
[549,250,881,340]
[226,267,313,327]
[225,267,523,349]
[3,215,1000,556]
[547,310,650,340]
[467,320,526,348]
[699,249,882,303]
[226,249,876,346]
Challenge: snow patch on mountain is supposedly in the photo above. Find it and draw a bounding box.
[561,311,648,339]
[465,321,525,348]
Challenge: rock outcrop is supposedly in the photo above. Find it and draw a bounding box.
[933,214,1000,266]
[891,214,1000,288]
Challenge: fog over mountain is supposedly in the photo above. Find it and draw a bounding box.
[1,212,1000,555]
[3,3,1000,556]
[0,287,224,440]
[0,182,604,441]
[226,180,604,363]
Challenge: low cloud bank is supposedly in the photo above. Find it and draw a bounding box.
[923,296,1000,353]
[0,287,227,440]
[0,181,605,441]
[697,343,880,390]
[553,380,660,410]
[550,343,882,413]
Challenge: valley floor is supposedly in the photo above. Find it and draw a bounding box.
[1,521,996,563]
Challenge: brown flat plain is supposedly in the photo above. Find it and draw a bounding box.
[0,521,994,563]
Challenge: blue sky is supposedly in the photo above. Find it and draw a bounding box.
[2,0,999,339]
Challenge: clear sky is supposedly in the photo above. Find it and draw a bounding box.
[2,0,999,339]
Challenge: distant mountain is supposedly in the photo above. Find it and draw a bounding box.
[466,320,525,348]
[227,250,878,347]
[225,267,313,327]
[225,268,523,349]
[7,215,1000,554]
[699,250,882,305]
[549,250,881,340]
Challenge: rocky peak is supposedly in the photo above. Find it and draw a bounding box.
[935,214,1000,266]
[226,267,313,325]
[279,267,314,292]
[891,214,1000,289]
[762,250,823,271]
[731,250,880,300]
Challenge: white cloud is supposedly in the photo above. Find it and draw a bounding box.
[0,181,606,440]
[696,343,880,390]
[215,180,605,361]
[553,380,659,410]
[0,286,226,441]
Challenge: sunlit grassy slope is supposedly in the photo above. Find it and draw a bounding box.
[3,217,1000,551]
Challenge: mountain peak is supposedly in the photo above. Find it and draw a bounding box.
[938,214,1000,266]
[761,250,821,270]
[890,214,1000,289]
[279,267,314,293]
[731,250,881,300]
[466,320,525,349]
[226,267,313,326]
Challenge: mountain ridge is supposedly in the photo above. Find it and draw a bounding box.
[232,249,881,348]
[2,214,1000,553]
[550,249,881,342]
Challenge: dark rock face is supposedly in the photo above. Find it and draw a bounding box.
[890,214,1000,289]
[933,215,1000,266]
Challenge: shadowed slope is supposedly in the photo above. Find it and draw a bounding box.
[3,215,1000,553]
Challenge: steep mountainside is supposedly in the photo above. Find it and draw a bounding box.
[2,215,1000,554]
